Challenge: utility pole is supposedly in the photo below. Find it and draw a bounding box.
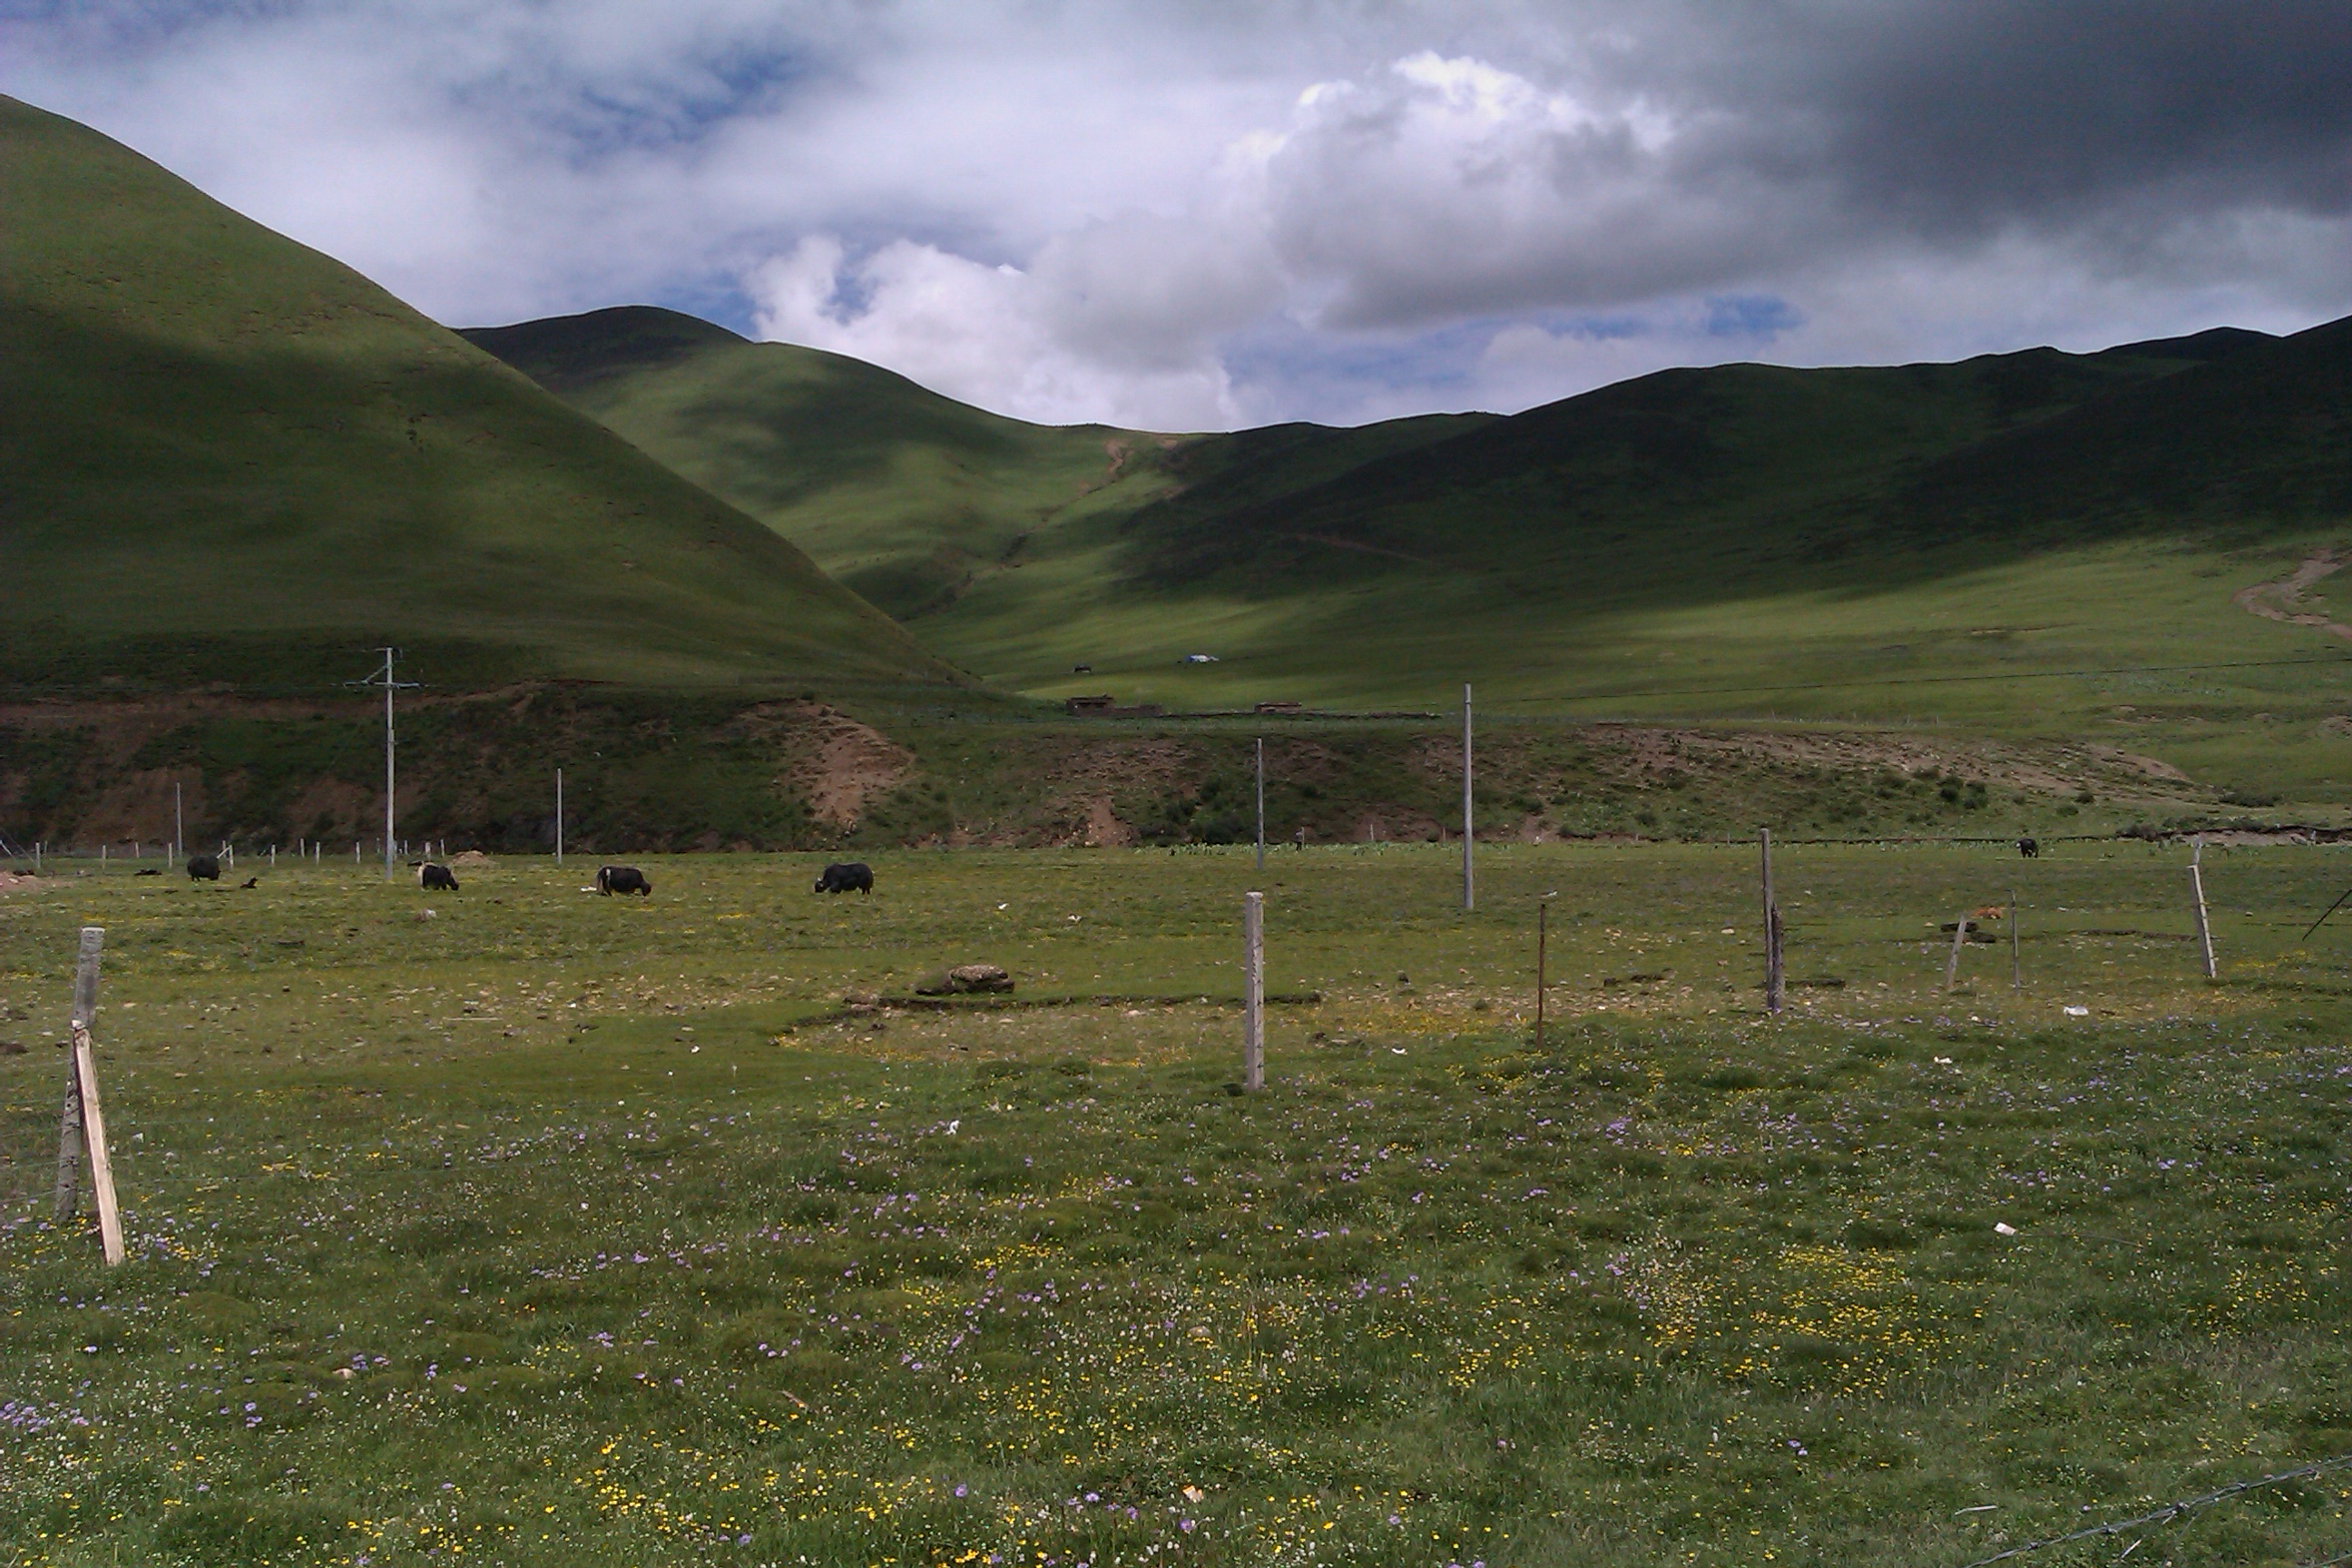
[1254,739,1265,872]
[1242,891,1265,1092]
[172,780,182,866]
[1461,683,1475,910]
[556,768,564,866]
[350,649,418,881]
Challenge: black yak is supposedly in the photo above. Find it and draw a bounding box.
[814,861,874,894]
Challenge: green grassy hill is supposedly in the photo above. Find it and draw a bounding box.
[460,308,1177,621]
[481,306,2352,804]
[0,96,948,694]
[461,308,1488,625]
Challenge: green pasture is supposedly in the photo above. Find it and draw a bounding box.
[3,844,2350,1567]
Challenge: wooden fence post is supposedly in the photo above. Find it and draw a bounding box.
[2190,839,2218,979]
[1242,892,1265,1092]
[1461,684,1474,911]
[1534,898,1547,1050]
[51,1070,82,1225]
[1760,828,1784,1014]
[2010,888,2021,989]
[1945,915,1972,990]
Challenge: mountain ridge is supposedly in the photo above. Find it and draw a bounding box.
[0,96,948,695]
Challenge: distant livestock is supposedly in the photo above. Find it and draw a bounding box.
[418,863,458,891]
[815,861,874,895]
[186,855,220,882]
[240,877,260,889]
[596,865,652,897]
[2018,838,2040,858]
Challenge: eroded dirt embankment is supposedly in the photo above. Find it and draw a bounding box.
[0,688,2267,854]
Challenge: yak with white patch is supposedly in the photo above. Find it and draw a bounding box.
[596,865,652,897]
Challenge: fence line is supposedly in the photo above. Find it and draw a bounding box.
[1960,1449,2352,1566]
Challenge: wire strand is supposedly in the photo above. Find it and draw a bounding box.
[1961,1451,2352,1566]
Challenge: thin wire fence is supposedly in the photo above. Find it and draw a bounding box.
[1961,1450,2352,1566]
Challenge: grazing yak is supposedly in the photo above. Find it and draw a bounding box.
[815,861,874,895]
[186,854,220,882]
[2018,838,2040,858]
[418,863,458,892]
[596,864,652,897]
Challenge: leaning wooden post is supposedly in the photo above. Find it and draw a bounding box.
[1945,914,1972,991]
[1759,828,1784,1014]
[2190,839,2218,979]
[54,928,124,1263]
[1242,892,1265,1092]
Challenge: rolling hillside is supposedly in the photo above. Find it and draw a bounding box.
[461,308,1176,622]
[0,95,949,694]
[481,305,2352,802]
[461,308,1490,623]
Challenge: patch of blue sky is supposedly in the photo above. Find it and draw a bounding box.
[1224,314,1494,399]
[450,40,823,163]
[1702,294,1803,338]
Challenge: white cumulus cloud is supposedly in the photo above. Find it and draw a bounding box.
[7,2,2349,426]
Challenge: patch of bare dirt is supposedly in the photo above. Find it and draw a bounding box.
[0,870,54,895]
[778,706,913,828]
[1580,724,2195,802]
[1080,798,1135,848]
[2235,547,2352,640]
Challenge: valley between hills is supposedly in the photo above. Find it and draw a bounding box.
[5,92,2350,851]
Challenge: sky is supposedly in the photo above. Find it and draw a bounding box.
[6,1,2351,429]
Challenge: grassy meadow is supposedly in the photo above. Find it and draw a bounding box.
[4,842,2351,1566]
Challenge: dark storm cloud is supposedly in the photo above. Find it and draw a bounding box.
[1739,1,2352,225]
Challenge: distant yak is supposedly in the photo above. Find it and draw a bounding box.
[418,863,458,892]
[596,864,652,897]
[815,861,874,895]
[2017,838,2040,858]
[186,854,220,882]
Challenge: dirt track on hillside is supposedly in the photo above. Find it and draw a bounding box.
[2236,547,2352,640]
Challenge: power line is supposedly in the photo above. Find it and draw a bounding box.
[1544,652,2352,706]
